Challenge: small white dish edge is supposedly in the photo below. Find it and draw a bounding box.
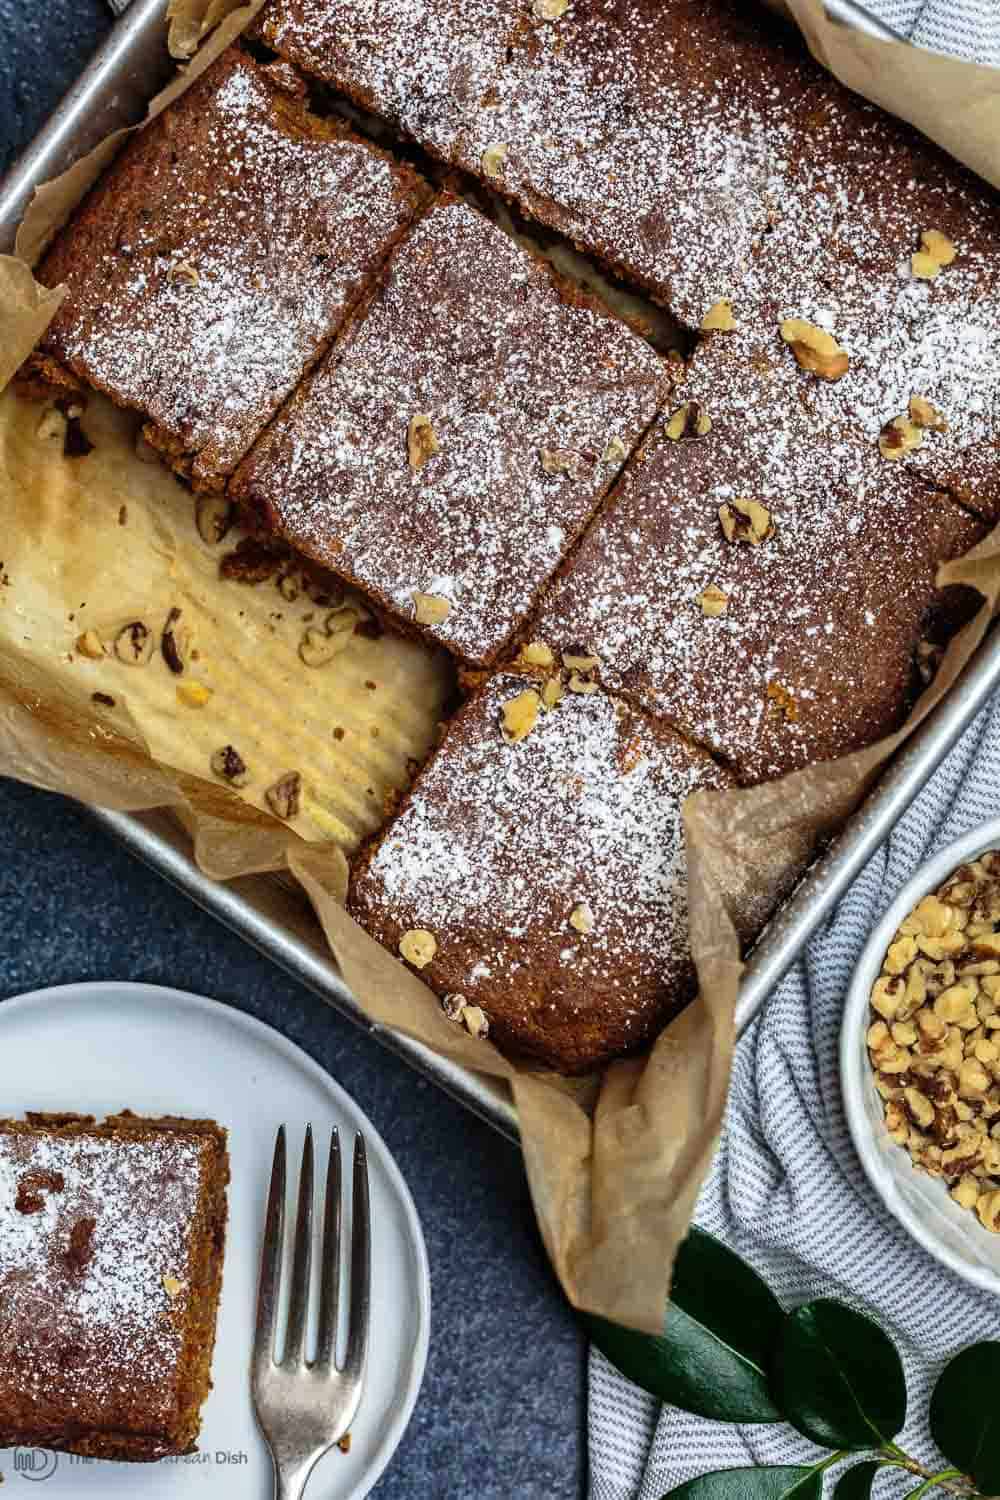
[840,815,1000,1294]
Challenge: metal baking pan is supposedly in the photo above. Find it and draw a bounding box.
[3,0,998,1145]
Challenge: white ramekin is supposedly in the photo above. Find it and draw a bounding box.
[841,816,1000,1293]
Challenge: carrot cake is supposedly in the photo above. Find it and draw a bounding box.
[348,671,737,1073]
[28,46,429,489]
[0,1111,229,1462]
[534,325,986,785]
[230,197,670,667]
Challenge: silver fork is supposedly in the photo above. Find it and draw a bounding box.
[252,1125,371,1500]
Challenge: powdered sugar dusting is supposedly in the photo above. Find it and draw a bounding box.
[234,200,669,665]
[349,673,734,1068]
[536,327,986,784]
[39,49,423,482]
[0,1124,211,1445]
[257,0,521,159]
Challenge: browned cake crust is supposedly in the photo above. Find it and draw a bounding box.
[0,1111,229,1462]
[32,46,429,489]
[348,671,738,1073]
[230,196,670,667]
[533,326,986,785]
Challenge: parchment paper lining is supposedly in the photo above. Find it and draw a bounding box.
[2,0,999,1333]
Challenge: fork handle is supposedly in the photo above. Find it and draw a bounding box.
[275,1459,316,1500]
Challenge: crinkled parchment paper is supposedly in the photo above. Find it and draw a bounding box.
[2,0,1000,1333]
[778,0,1000,191]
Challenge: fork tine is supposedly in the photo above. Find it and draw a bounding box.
[253,1125,286,1387]
[316,1128,342,1369]
[283,1124,314,1367]
[343,1133,371,1387]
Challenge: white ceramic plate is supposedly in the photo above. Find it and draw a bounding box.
[0,981,430,1498]
[841,817,1000,1294]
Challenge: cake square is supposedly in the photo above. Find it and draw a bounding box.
[0,1112,229,1462]
[534,326,986,786]
[253,0,520,163]
[230,198,670,667]
[348,671,736,1073]
[30,47,428,489]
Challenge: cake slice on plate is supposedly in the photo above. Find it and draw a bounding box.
[0,1111,229,1461]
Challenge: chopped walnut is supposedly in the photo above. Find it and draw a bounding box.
[921,229,957,266]
[911,251,942,281]
[909,395,948,432]
[519,640,555,669]
[501,688,541,743]
[210,745,249,788]
[399,929,437,968]
[266,771,302,821]
[665,402,711,441]
[878,415,923,461]
[697,584,728,618]
[463,1005,489,1039]
[299,606,359,667]
[442,993,467,1022]
[718,498,773,545]
[114,621,154,666]
[603,435,628,464]
[540,447,587,479]
[568,672,599,695]
[75,629,105,660]
[541,677,565,711]
[533,0,568,15]
[176,680,212,707]
[570,901,595,934]
[412,592,451,626]
[779,318,849,380]
[195,494,234,545]
[162,1274,184,1298]
[407,413,439,471]
[481,143,509,178]
[169,260,200,286]
[868,850,1000,1221]
[701,298,736,332]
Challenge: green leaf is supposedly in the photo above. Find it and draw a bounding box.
[833,1461,882,1500]
[584,1227,784,1422]
[771,1299,906,1449]
[662,1465,823,1500]
[929,1341,1000,1493]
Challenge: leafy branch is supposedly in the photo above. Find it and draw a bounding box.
[582,1228,1000,1500]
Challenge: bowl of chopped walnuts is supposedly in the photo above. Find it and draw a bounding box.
[841,820,1000,1291]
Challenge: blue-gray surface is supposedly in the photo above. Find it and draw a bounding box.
[0,5,586,1494]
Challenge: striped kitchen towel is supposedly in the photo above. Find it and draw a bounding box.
[832,0,1000,63]
[589,691,1000,1499]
